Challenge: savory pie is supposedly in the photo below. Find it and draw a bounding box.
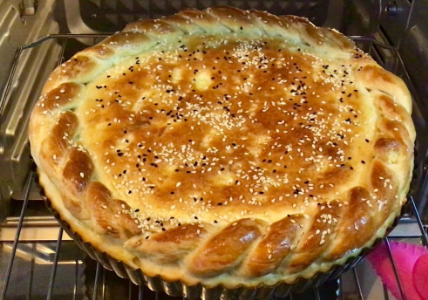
[29,7,415,288]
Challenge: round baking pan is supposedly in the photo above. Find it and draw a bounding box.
[40,177,407,300]
[83,257,341,300]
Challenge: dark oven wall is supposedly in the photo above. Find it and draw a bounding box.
[66,0,338,32]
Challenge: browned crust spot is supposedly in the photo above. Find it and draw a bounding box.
[61,193,90,220]
[325,187,375,260]
[378,117,411,147]
[40,111,78,165]
[83,45,115,59]
[109,199,142,236]
[178,8,221,24]
[126,224,206,262]
[288,201,343,272]
[370,159,397,224]
[86,182,140,238]
[208,7,254,29]
[189,218,262,277]
[36,82,83,112]
[124,19,175,35]
[374,137,407,164]
[357,65,412,110]
[62,148,94,193]
[241,215,303,277]
[280,16,324,44]
[42,56,97,94]
[375,94,411,124]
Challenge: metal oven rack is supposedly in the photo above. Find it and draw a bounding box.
[0,32,427,300]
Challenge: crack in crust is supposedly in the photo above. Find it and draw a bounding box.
[29,6,415,288]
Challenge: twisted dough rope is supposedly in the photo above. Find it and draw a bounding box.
[29,6,415,287]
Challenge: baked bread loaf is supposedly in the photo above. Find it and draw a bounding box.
[29,7,415,288]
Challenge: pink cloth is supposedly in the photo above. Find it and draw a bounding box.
[367,241,428,300]
[414,254,428,300]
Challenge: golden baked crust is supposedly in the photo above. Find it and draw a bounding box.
[29,7,415,288]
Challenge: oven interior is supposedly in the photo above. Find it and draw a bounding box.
[0,0,428,299]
